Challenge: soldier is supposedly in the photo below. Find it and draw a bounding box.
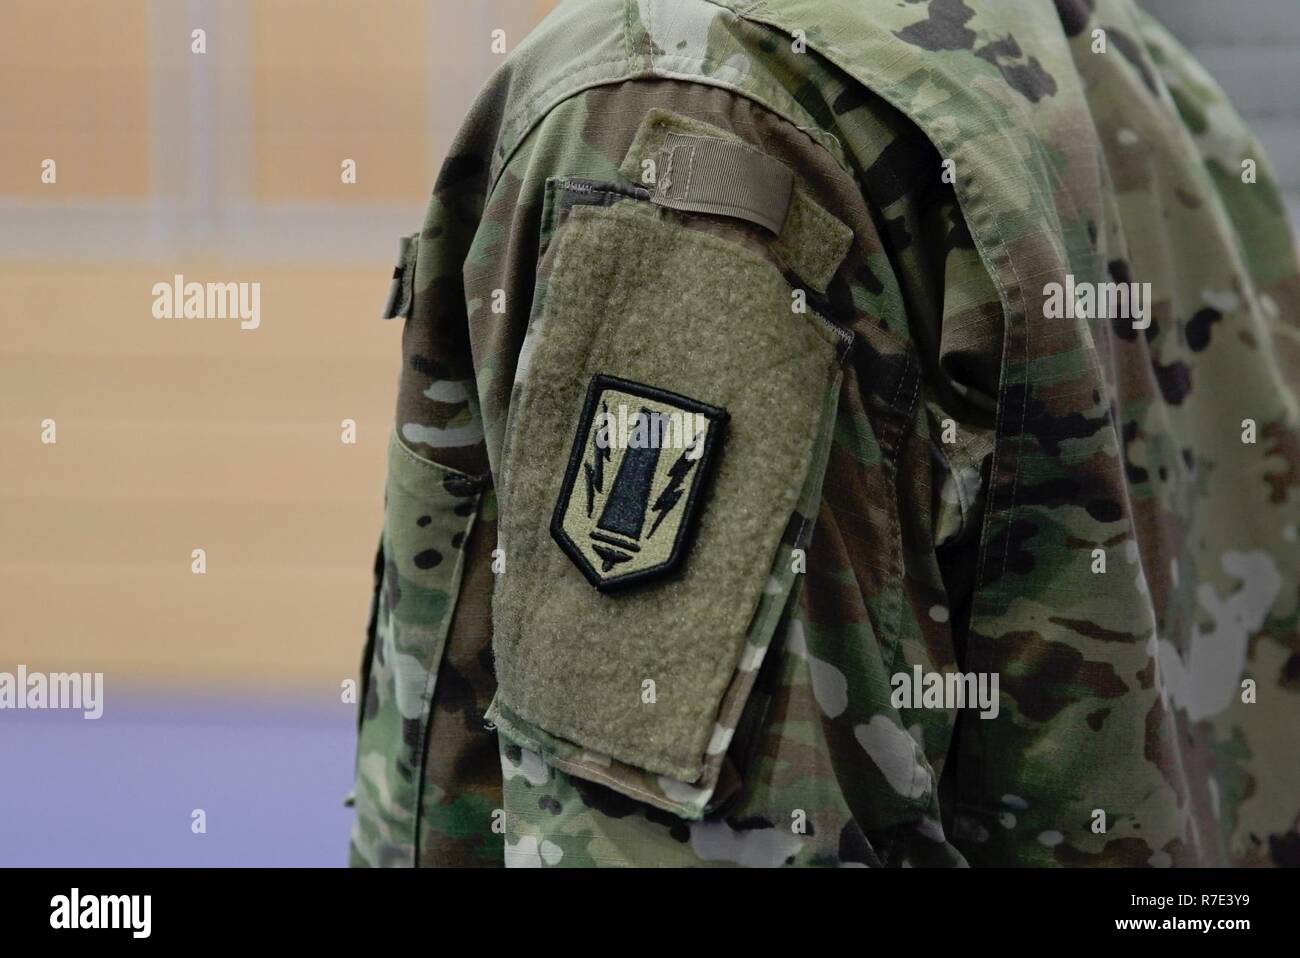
[350,0,1300,867]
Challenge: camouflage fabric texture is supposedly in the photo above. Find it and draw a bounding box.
[350,0,1300,867]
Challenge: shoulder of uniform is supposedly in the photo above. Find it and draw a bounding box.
[479,0,842,188]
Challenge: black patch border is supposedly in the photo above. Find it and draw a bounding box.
[550,374,728,593]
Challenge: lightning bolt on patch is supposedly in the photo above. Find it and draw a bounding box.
[551,375,728,591]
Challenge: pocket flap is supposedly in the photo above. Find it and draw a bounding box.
[350,432,482,866]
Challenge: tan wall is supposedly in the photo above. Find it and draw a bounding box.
[0,1,556,690]
[0,0,153,199]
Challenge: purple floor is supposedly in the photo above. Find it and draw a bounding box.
[0,690,358,867]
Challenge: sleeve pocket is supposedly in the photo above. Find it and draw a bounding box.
[487,198,848,820]
[349,431,481,866]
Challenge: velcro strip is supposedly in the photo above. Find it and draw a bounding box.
[380,233,418,320]
[652,133,794,235]
[621,109,853,293]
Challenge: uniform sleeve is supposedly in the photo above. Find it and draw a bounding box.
[348,110,499,867]
[353,69,1005,867]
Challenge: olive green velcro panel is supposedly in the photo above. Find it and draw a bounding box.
[492,200,841,783]
[769,189,853,294]
[619,108,853,292]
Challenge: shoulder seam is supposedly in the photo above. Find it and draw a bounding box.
[489,65,849,198]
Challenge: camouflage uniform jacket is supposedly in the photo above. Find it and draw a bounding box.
[350,0,1300,867]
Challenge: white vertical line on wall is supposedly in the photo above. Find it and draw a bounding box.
[188,0,215,248]
[0,0,443,263]
[149,0,192,256]
[213,0,255,243]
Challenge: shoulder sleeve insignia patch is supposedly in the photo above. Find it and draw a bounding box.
[550,374,728,592]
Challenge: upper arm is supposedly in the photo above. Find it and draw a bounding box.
[357,67,1001,867]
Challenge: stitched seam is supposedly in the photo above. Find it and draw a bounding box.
[887,353,931,814]
[409,481,481,866]
[391,431,486,493]
[664,196,782,225]
[889,356,920,649]
[887,355,907,412]
[560,181,647,208]
[934,432,972,540]
[880,354,912,676]
[623,0,632,61]
[643,0,652,61]
[551,756,698,815]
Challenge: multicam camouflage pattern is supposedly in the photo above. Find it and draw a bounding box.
[352,0,1300,867]
[348,435,486,866]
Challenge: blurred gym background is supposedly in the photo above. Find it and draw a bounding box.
[0,0,1296,866]
[0,0,554,867]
